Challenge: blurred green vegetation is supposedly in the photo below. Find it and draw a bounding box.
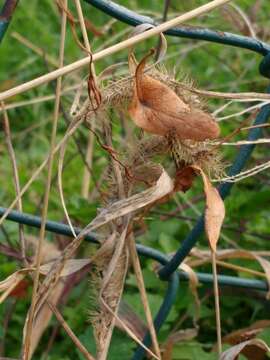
[1,0,270,359]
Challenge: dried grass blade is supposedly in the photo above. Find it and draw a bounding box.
[128,234,161,359]
[48,302,95,360]
[22,6,67,358]
[74,0,97,199]
[1,102,26,264]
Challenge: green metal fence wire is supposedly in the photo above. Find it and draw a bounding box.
[1,0,270,359]
[0,206,268,292]
[0,0,18,43]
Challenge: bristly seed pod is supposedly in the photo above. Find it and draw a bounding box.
[128,50,220,141]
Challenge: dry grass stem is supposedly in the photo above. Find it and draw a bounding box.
[0,84,84,113]
[128,234,161,359]
[216,260,266,278]
[48,302,95,360]
[191,258,267,279]
[0,0,233,102]
[186,87,270,101]
[93,126,128,359]
[217,100,270,121]
[212,251,222,356]
[219,138,270,146]
[1,102,26,264]
[22,6,67,358]
[74,0,96,199]
[212,160,270,182]
[58,132,77,237]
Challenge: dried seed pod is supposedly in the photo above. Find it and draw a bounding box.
[174,166,196,192]
[128,51,220,141]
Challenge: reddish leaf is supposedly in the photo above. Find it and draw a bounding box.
[9,279,29,299]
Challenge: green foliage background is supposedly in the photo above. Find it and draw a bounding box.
[0,0,270,359]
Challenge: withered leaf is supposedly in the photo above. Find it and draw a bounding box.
[192,166,225,252]
[89,168,174,229]
[0,259,91,302]
[163,328,198,360]
[222,320,270,346]
[40,259,91,277]
[128,51,220,141]
[174,166,196,192]
[0,269,29,292]
[28,281,65,358]
[9,279,29,299]
[0,269,28,304]
[179,263,200,322]
[220,338,270,360]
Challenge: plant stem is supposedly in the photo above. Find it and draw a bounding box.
[0,0,233,102]
[211,250,222,356]
[22,4,67,359]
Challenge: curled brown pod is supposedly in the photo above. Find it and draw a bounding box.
[128,50,220,141]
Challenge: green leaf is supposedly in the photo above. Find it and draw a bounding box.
[172,341,216,360]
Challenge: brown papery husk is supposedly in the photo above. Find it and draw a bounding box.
[128,51,220,141]
[170,137,226,180]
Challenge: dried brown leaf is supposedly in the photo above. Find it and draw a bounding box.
[0,269,29,293]
[222,320,270,345]
[23,237,76,359]
[192,166,225,252]
[162,328,198,360]
[174,166,196,193]
[117,300,147,340]
[0,269,29,304]
[90,168,174,229]
[220,338,270,360]
[28,282,65,358]
[179,263,200,323]
[0,259,90,301]
[40,259,91,277]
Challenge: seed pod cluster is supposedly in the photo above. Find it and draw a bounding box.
[128,51,220,141]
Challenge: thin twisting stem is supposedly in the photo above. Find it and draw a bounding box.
[74,0,96,198]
